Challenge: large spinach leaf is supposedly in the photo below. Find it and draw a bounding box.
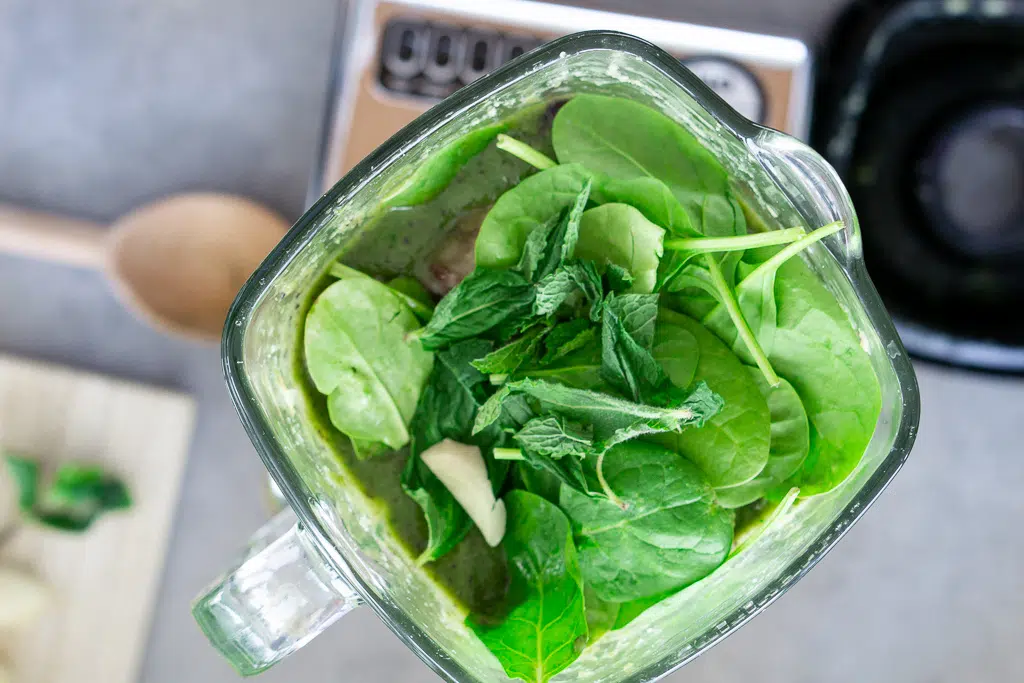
[385,124,505,208]
[715,369,809,508]
[594,177,697,237]
[559,441,733,602]
[651,310,770,492]
[469,491,588,683]
[583,586,620,643]
[475,164,593,269]
[552,94,728,220]
[651,321,699,390]
[403,340,505,563]
[418,269,535,350]
[305,278,433,453]
[759,260,881,495]
[699,238,881,495]
[574,204,665,293]
[702,221,845,364]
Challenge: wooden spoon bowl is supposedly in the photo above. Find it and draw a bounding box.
[0,193,289,342]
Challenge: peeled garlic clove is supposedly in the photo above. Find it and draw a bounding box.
[420,439,506,547]
[0,565,51,628]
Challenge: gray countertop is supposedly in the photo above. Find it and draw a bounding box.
[1,1,1022,682]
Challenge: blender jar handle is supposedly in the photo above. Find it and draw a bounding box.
[192,509,363,676]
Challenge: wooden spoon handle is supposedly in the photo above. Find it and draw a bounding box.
[0,204,107,270]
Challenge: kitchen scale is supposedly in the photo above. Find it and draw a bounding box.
[309,0,813,199]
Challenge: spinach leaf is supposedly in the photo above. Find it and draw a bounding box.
[385,275,435,322]
[702,222,845,364]
[651,321,699,390]
[514,416,594,459]
[559,441,734,602]
[469,491,588,683]
[418,269,535,350]
[385,124,504,208]
[584,585,620,643]
[403,340,505,563]
[4,454,132,533]
[600,297,667,404]
[552,94,729,220]
[651,310,770,491]
[516,462,563,504]
[575,204,665,294]
[471,324,549,375]
[699,229,881,496]
[305,278,433,452]
[756,260,880,495]
[594,177,697,236]
[475,164,593,269]
[715,370,810,508]
[327,263,435,324]
[475,378,723,449]
[611,592,671,631]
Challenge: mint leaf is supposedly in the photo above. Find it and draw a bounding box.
[604,293,658,348]
[474,378,722,446]
[605,263,634,293]
[471,324,549,375]
[599,298,668,403]
[419,269,535,350]
[533,268,578,316]
[541,320,597,364]
[514,416,593,459]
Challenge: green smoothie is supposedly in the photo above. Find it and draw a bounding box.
[295,94,881,683]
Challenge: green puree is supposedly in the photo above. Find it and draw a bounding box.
[292,103,560,615]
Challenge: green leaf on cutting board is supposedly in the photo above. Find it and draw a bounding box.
[4,454,132,533]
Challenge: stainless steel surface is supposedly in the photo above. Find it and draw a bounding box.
[1,1,1022,682]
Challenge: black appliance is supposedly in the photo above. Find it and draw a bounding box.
[815,0,1024,371]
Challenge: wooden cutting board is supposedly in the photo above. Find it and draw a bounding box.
[0,354,195,683]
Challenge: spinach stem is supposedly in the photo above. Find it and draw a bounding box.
[493,447,525,461]
[496,134,557,171]
[743,221,844,283]
[663,227,805,253]
[705,254,780,386]
[595,451,626,510]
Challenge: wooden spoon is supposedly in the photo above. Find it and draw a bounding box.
[0,194,289,342]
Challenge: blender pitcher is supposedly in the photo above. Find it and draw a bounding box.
[192,31,920,682]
